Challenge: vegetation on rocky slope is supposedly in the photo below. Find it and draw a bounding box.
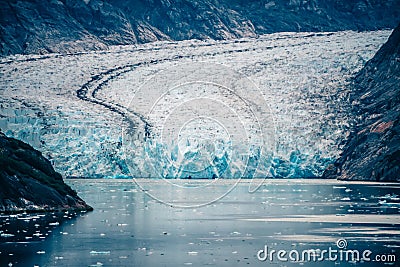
[0,131,92,213]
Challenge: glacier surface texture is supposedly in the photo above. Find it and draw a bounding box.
[0,31,391,178]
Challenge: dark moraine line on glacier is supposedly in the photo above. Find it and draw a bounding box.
[77,64,150,138]
[75,34,335,140]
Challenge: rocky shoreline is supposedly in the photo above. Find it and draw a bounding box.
[0,131,92,214]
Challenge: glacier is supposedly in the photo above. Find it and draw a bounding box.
[0,30,392,178]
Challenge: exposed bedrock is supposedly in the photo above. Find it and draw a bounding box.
[324,23,400,181]
[1,0,399,55]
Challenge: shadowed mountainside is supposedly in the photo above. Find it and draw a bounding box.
[324,23,400,181]
[0,131,93,213]
[0,0,399,55]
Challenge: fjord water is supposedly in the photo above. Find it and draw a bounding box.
[1,179,399,266]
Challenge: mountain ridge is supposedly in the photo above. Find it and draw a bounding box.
[1,0,399,55]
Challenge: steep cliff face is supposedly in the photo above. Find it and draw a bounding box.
[324,23,400,181]
[0,131,92,213]
[0,0,399,55]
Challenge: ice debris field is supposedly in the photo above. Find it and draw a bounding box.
[0,30,391,178]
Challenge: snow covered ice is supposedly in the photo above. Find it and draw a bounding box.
[0,30,392,178]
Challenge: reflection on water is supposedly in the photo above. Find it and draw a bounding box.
[1,179,399,266]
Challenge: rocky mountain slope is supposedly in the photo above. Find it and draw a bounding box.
[1,0,399,55]
[0,131,92,213]
[324,23,400,181]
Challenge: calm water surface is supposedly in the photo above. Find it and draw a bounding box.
[1,179,399,266]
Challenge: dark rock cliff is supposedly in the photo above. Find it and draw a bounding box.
[1,0,399,55]
[0,131,92,213]
[324,23,400,181]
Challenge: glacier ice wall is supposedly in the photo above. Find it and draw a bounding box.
[0,31,392,178]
